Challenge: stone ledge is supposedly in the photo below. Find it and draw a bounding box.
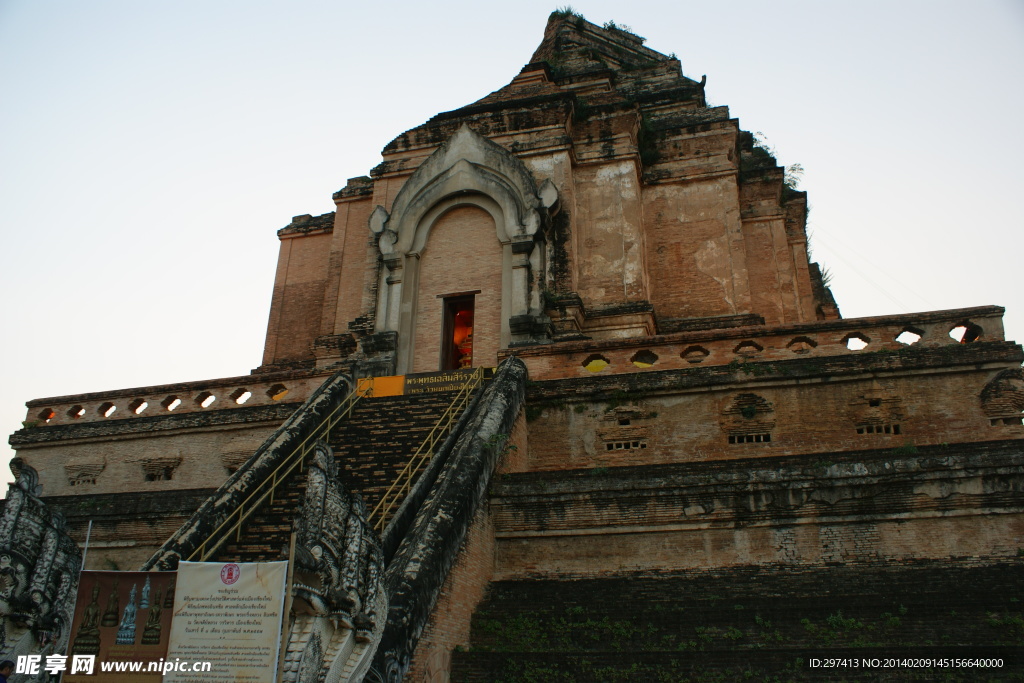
[490,440,1024,536]
[10,403,300,445]
[522,341,1023,402]
[493,439,1024,496]
[42,488,217,519]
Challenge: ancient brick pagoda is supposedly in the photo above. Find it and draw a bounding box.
[6,11,1023,681]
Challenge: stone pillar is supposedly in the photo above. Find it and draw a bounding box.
[383,256,404,333]
[510,238,534,317]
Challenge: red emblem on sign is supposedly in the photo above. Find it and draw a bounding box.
[220,563,240,585]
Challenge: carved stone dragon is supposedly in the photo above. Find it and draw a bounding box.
[0,459,82,681]
[279,441,386,682]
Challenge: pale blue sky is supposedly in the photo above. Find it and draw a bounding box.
[2,0,1023,492]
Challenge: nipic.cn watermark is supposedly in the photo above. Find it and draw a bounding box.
[16,654,213,675]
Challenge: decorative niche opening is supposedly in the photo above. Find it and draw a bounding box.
[630,349,658,368]
[721,393,776,445]
[597,404,656,454]
[141,457,181,482]
[733,340,764,357]
[787,336,817,354]
[66,458,104,487]
[267,384,289,401]
[582,354,610,372]
[981,369,1024,426]
[681,345,710,364]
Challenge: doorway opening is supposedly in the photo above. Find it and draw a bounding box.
[441,295,475,370]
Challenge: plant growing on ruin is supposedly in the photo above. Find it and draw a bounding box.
[552,6,585,29]
[784,163,804,190]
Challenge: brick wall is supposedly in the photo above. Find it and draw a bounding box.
[412,206,503,373]
[19,419,286,496]
[572,161,648,307]
[263,231,332,366]
[43,488,214,570]
[490,441,1024,579]
[641,178,750,320]
[325,198,374,336]
[406,505,495,682]
[524,362,1022,470]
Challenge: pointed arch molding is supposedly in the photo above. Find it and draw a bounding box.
[369,124,558,372]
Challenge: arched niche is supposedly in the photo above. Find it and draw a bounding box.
[370,125,558,373]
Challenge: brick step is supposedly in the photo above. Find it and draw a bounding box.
[213,473,308,562]
[330,390,464,514]
[460,564,1024,679]
[209,388,472,562]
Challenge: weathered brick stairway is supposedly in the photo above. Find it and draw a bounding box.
[216,390,461,562]
[451,563,1024,681]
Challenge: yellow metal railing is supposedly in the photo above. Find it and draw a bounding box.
[370,368,484,532]
[188,383,367,561]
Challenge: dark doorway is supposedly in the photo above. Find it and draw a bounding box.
[441,295,475,370]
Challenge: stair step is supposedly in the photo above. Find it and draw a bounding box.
[455,564,1024,680]
[210,387,472,562]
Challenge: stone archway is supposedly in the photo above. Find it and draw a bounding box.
[369,124,558,373]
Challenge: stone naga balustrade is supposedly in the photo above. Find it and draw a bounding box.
[23,370,331,428]
[505,306,1009,380]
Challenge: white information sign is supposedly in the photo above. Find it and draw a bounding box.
[164,561,287,683]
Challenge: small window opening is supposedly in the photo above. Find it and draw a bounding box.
[68,405,85,419]
[163,396,182,411]
[267,384,289,401]
[869,399,881,407]
[582,354,610,373]
[196,391,216,408]
[231,388,252,405]
[129,399,148,415]
[99,402,117,418]
[38,408,55,423]
[949,323,982,343]
[728,433,771,444]
[630,350,658,368]
[618,418,631,426]
[857,423,901,435]
[145,467,175,482]
[605,439,647,450]
[896,328,923,345]
[681,345,710,364]
[441,295,475,371]
[844,333,870,351]
[734,341,764,356]
[787,336,818,354]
